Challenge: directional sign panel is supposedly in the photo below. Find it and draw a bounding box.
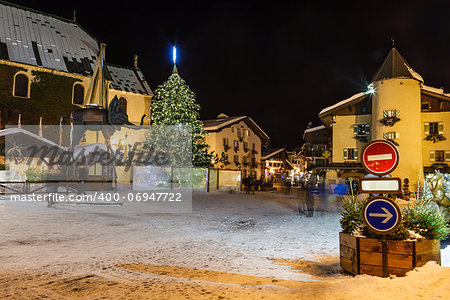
[359,177,402,194]
[362,197,402,235]
[361,140,399,176]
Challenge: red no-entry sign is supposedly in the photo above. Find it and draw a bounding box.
[361,140,399,175]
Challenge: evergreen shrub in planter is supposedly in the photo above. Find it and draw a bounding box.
[340,195,449,276]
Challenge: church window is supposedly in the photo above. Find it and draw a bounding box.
[73,83,84,105]
[119,97,127,113]
[13,73,29,98]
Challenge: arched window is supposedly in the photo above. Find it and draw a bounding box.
[119,97,127,113]
[73,83,84,105]
[14,73,29,98]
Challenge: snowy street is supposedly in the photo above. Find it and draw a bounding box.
[0,191,449,299]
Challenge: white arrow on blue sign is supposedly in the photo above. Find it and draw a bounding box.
[362,197,402,235]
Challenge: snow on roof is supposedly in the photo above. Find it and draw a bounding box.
[0,128,67,159]
[319,92,366,116]
[203,116,247,131]
[203,116,270,142]
[304,125,326,134]
[302,125,327,140]
[405,63,424,82]
[421,84,450,99]
[261,148,285,160]
[422,84,444,95]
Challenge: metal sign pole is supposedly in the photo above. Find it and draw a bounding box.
[381,235,388,277]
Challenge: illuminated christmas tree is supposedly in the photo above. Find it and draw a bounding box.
[148,47,213,167]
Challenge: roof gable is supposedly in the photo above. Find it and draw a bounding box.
[372,48,423,82]
[202,116,270,143]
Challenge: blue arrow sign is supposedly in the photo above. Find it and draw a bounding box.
[363,197,401,234]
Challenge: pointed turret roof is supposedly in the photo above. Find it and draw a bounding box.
[372,48,423,83]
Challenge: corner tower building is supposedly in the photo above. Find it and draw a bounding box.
[318,47,450,192]
[371,48,423,188]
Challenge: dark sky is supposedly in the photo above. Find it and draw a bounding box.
[10,0,450,148]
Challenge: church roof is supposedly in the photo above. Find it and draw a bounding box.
[0,1,152,95]
[372,47,423,82]
[108,64,153,95]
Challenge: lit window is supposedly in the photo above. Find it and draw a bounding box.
[383,132,399,140]
[383,110,400,117]
[119,97,127,113]
[353,124,370,135]
[14,73,29,98]
[435,151,445,162]
[421,102,431,111]
[344,148,358,160]
[73,83,84,105]
[425,122,444,135]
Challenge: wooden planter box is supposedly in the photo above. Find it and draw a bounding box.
[340,232,441,277]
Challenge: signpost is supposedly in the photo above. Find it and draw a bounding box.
[359,139,403,277]
[362,196,402,277]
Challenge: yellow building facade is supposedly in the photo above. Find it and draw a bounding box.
[203,114,270,179]
[319,48,450,191]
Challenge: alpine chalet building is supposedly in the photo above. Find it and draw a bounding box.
[318,47,450,191]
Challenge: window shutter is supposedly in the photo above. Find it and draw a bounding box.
[438,122,444,134]
[424,122,429,135]
[366,124,370,135]
[354,148,359,160]
[353,125,358,135]
[396,132,400,139]
[445,151,450,162]
[383,132,388,139]
[343,149,348,160]
[430,151,435,162]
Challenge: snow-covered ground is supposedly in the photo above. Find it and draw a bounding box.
[0,190,448,299]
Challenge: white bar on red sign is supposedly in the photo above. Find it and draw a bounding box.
[367,154,393,161]
[361,179,400,192]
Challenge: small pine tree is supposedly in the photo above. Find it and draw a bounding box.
[148,70,213,167]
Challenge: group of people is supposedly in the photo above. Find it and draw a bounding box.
[242,176,263,194]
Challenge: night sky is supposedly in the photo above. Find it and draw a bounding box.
[9,0,450,148]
